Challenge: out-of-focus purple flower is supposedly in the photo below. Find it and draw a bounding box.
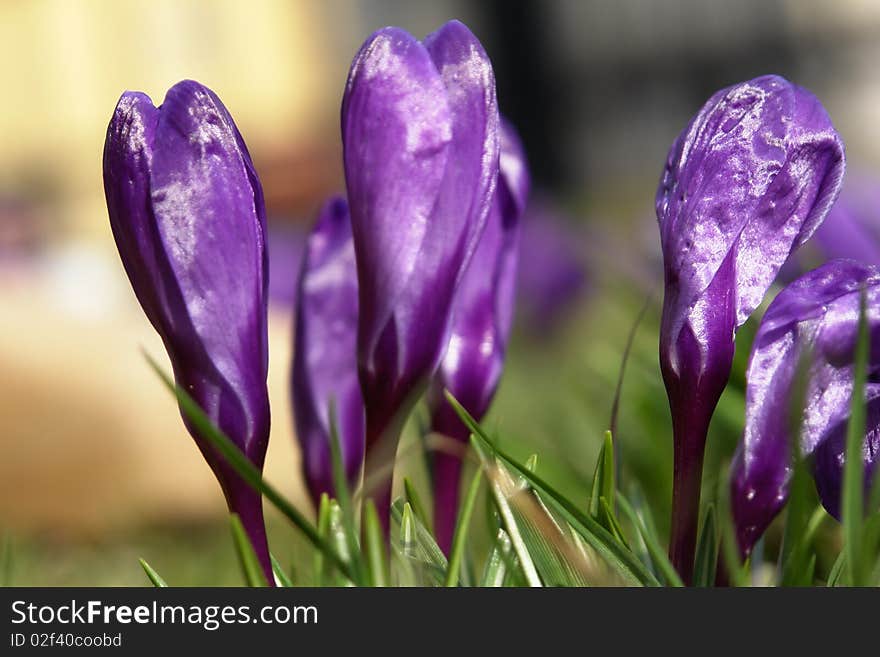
[291,197,363,508]
[103,80,273,582]
[656,74,845,580]
[516,199,588,334]
[813,175,880,266]
[267,223,307,308]
[342,20,499,530]
[428,119,529,553]
[731,260,880,554]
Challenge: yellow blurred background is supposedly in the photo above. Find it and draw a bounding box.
[0,0,353,535]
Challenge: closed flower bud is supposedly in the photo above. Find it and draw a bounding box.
[656,74,845,580]
[342,20,500,530]
[732,259,880,554]
[103,80,272,581]
[291,197,364,507]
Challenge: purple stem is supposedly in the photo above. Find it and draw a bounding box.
[668,408,709,585]
[225,484,274,585]
[429,400,471,555]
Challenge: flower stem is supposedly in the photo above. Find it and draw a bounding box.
[363,410,406,539]
[668,408,710,585]
[226,484,274,585]
[432,450,463,555]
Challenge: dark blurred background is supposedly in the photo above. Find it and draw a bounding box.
[1,0,877,584]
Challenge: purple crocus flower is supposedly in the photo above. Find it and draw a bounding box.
[656,74,845,580]
[291,197,364,508]
[103,80,273,582]
[731,260,880,555]
[428,119,529,554]
[342,20,499,531]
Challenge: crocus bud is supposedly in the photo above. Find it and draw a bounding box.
[342,20,499,530]
[656,74,845,580]
[291,197,364,507]
[103,81,273,582]
[731,260,880,554]
[428,119,529,553]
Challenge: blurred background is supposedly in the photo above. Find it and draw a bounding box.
[2,0,879,584]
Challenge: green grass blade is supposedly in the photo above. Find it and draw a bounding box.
[445,469,483,587]
[363,500,388,587]
[400,503,416,558]
[327,501,355,586]
[617,494,682,587]
[404,477,432,532]
[143,352,357,584]
[471,437,542,587]
[827,551,846,587]
[779,455,815,586]
[229,514,269,587]
[327,401,365,583]
[717,481,749,587]
[843,288,868,585]
[588,437,607,519]
[781,505,825,587]
[599,497,629,549]
[804,553,817,586]
[271,554,294,587]
[452,396,658,586]
[314,493,331,585]
[693,505,717,588]
[138,558,167,587]
[480,529,512,587]
[394,503,418,586]
[600,432,616,513]
[391,500,447,585]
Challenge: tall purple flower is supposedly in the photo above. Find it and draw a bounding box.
[656,74,845,581]
[291,197,364,508]
[103,80,273,582]
[428,119,529,553]
[731,260,880,555]
[342,20,499,531]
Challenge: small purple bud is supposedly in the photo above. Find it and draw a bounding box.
[291,197,364,508]
[657,75,845,580]
[342,20,500,531]
[428,119,529,553]
[103,81,273,582]
[731,259,880,555]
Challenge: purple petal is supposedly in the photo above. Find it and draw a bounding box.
[342,27,453,371]
[731,259,880,552]
[144,82,269,462]
[292,197,364,506]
